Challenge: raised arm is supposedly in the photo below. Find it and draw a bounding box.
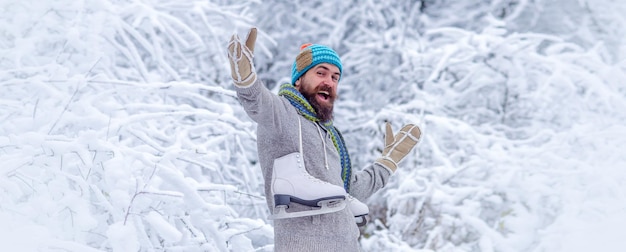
[350,122,422,200]
[227,28,290,126]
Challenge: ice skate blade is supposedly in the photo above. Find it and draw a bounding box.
[268,199,347,220]
[355,215,368,227]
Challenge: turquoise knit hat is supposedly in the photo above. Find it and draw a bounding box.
[291,43,342,85]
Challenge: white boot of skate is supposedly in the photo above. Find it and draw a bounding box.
[268,117,347,220]
[269,152,347,220]
[347,195,369,226]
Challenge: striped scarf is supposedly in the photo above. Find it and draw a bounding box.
[278,83,352,192]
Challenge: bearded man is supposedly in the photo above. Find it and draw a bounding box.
[227,28,421,252]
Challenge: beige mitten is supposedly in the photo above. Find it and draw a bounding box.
[375,122,422,172]
[227,28,257,87]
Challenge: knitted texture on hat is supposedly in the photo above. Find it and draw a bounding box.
[291,43,342,85]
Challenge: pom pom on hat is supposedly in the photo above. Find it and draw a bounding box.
[291,43,342,85]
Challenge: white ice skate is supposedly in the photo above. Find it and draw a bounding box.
[268,117,347,220]
[347,195,369,226]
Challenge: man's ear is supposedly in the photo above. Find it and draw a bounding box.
[294,78,301,88]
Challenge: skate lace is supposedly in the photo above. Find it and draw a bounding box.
[298,117,328,183]
[302,169,325,183]
[315,125,330,170]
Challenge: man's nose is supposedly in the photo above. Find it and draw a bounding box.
[323,75,337,87]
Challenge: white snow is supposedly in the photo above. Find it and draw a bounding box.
[107,222,139,252]
[1,0,626,251]
[144,211,183,243]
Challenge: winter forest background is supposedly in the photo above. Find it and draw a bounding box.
[1,0,626,251]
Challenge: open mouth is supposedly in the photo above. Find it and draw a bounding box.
[317,91,330,101]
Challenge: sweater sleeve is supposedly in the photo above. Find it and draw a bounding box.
[235,79,290,128]
[348,163,393,201]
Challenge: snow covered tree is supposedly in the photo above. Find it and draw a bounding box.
[1,0,625,251]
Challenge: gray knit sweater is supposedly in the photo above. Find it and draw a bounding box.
[236,79,393,252]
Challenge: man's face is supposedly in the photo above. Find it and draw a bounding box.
[295,63,340,122]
